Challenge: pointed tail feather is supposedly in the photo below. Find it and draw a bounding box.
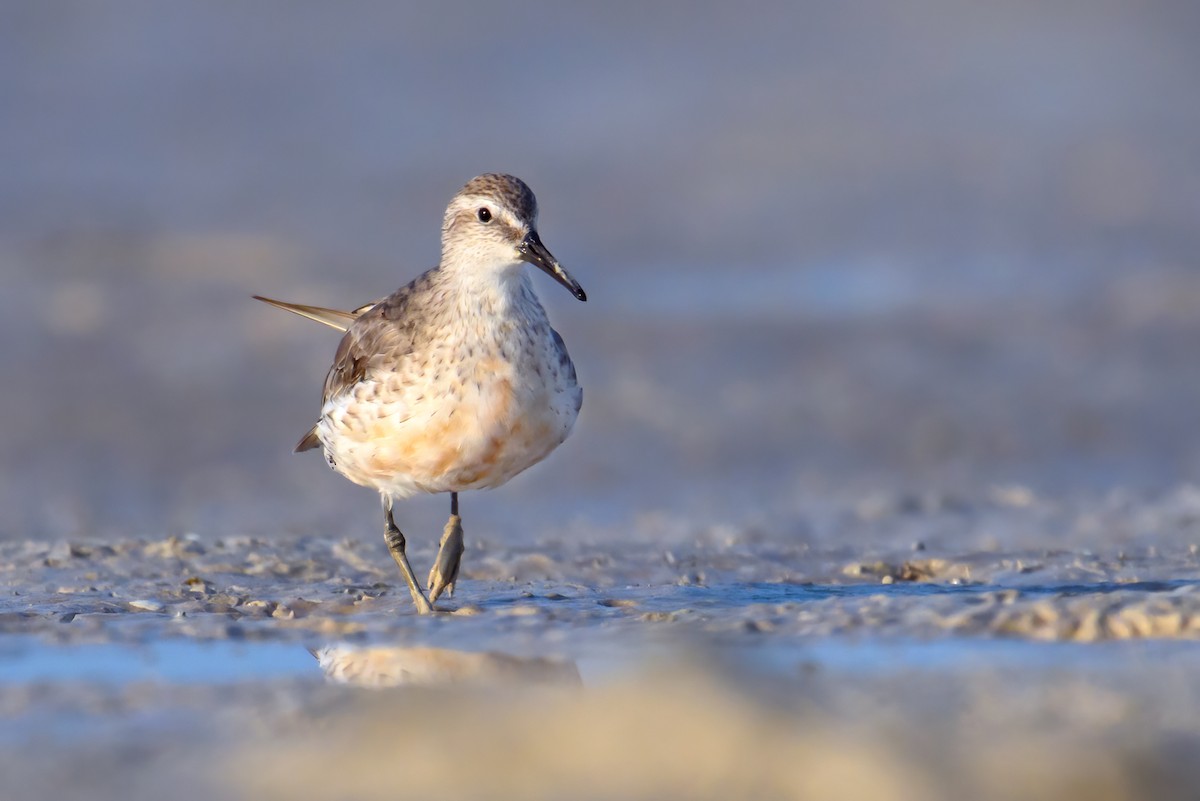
[295,426,322,453]
[253,295,373,332]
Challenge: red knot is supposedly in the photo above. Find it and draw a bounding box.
[256,174,585,613]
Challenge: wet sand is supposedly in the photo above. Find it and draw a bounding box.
[4,489,1200,799]
[8,484,1200,641]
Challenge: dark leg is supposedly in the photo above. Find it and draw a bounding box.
[382,495,433,614]
[428,491,465,603]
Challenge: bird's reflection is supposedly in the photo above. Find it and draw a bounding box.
[309,644,581,688]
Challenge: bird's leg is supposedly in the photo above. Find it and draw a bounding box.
[382,496,433,615]
[428,491,465,603]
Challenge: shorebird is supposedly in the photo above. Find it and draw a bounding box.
[255,174,585,614]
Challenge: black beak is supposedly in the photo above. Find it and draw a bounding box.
[517,231,587,302]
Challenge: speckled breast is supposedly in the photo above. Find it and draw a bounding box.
[317,326,580,498]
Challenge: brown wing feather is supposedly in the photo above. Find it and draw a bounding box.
[319,271,435,408]
[321,325,372,404]
[253,295,386,454]
[350,300,379,316]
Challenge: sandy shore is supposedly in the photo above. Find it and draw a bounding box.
[2,488,1200,799]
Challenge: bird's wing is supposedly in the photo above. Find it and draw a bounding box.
[320,272,434,408]
[253,295,382,332]
[253,294,384,452]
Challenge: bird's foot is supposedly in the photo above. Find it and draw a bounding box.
[428,514,464,604]
[385,526,434,615]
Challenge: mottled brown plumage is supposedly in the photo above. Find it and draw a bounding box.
[256,174,586,614]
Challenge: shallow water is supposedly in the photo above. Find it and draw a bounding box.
[4,615,1200,801]
[0,639,316,685]
[3,509,1200,799]
[7,630,1200,689]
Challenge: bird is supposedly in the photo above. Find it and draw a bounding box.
[255,174,585,614]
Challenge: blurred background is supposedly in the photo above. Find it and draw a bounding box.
[2,0,1198,543]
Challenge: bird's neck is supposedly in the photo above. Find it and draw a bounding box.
[438,258,536,319]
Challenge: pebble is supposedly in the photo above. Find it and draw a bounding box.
[128,600,165,613]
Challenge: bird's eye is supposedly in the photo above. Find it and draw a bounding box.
[477,207,492,223]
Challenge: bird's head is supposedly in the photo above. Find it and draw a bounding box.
[441,173,586,302]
